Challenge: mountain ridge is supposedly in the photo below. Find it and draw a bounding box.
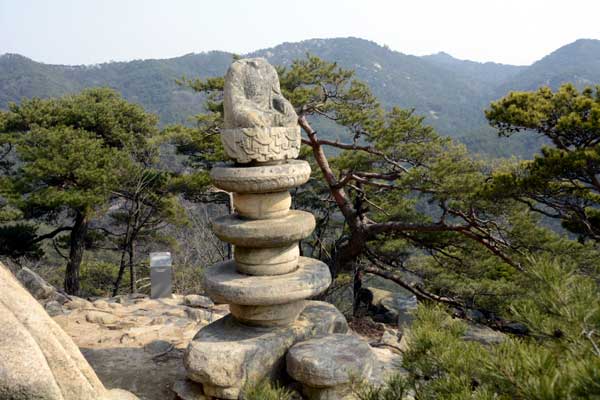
[1,37,598,156]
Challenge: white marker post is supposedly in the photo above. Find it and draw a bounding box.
[150,252,172,299]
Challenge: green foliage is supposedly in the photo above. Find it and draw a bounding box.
[486,84,600,241]
[242,379,295,400]
[16,125,128,212]
[0,88,164,293]
[353,374,411,400]
[79,261,129,297]
[1,87,159,216]
[0,223,43,258]
[6,39,598,157]
[365,258,600,400]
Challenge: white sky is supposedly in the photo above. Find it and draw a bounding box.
[1,0,598,66]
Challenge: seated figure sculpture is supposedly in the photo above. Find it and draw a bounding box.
[221,58,301,164]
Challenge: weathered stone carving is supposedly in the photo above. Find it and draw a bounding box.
[184,58,336,399]
[222,58,300,163]
[210,160,311,193]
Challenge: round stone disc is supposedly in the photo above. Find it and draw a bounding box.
[204,257,332,306]
[212,210,315,247]
[286,334,374,388]
[210,160,311,193]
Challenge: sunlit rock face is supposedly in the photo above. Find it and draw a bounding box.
[0,262,139,400]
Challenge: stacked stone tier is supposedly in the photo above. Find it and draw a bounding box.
[205,160,331,327]
[204,257,332,326]
[210,159,311,193]
[204,257,332,305]
[212,210,316,247]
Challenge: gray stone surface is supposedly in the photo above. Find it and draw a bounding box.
[16,266,57,301]
[204,257,332,306]
[101,389,143,400]
[212,210,315,247]
[45,300,66,317]
[0,262,139,400]
[233,191,291,219]
[85,310,119,325]
[64,296,94,310]
[363,287,417,328]
[210,160,311,193]
[172,379,208,400]
[229,300,305,327]
[222,58,299,163]
[184,301,348,399]
[234,244,299,276]
[462,323,506,345]
[183,294,214,309]
[287,334,374,388]
[53,294,228,400]
[301,385,354,400]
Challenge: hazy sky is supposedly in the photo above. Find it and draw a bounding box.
[1,0,598,66]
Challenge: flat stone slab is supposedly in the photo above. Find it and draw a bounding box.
[184,301,348,399]
[287,334,374,388]
[210,160,311,193]
[212,210,315,247]
[204,257,331,305]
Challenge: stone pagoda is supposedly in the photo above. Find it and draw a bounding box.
[183,58,348,399]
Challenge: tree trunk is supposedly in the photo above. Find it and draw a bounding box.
[128,241,136,293]
[113,201,134,296]
[352,269,363,316]
[113,248,128,296]
[64,211,88,295]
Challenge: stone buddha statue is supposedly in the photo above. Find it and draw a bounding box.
[221,58,300,164]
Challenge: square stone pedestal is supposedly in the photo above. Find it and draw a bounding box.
[183,301,348,399]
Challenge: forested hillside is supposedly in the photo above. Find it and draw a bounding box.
[1,37,599,157]
[2,39,600,399]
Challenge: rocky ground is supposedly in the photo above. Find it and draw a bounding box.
[44,291,405,400]
[50,293,225,400]
[16,267,502,400]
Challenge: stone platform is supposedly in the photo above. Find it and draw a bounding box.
[184,301,348,399]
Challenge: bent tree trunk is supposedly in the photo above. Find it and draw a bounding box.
[64,211,88,295]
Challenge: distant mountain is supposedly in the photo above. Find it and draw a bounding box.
[422,51,526,88]
[1,37,599,157]
[0,51,232,125]
[495,39,600,95]
[251,38,492,136]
